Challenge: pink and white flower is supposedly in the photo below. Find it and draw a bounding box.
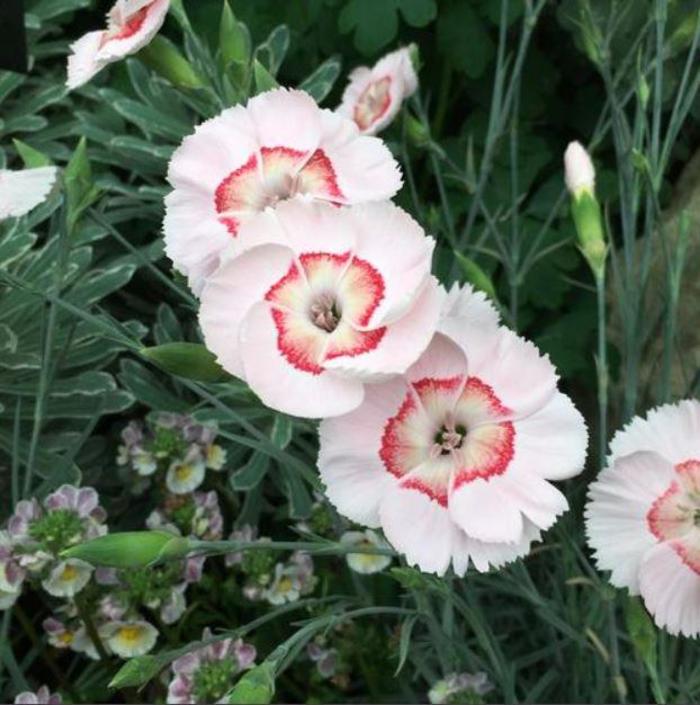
[337,47,418,135]
[585,399,700,637]
[199,199,442,418]
[66,0,170,89]
[163,87,403,294]
[319,284,588,575]
[0,167,58,221]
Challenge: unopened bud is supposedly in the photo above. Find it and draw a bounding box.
[564,141,595,197]
[61,531,191,568]
[564,142,606,278]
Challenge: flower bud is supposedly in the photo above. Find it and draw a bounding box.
[137,36,204,89]
[564,141,595,197]
[564,142,606,278]
[61,531,191,568]
[226,662,276,704]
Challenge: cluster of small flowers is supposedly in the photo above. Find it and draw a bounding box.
[1,485,107,609]
[168,628,257,704]
[117,412,226,495]
[428,672,493,705]
[225,526,317,605]
[13,686,61,705]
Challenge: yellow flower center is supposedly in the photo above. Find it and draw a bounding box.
[117,625,145,644]
[175,464,193,482]
[58,632,74,645]
[278,577,293,593]
[60,564,78,581]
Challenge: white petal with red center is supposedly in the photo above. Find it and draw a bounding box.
[379,483,454,575]
[448,476,524,543]
[639,541,700,637]
[504,391,588,482]
[247,89,322,156]
[378,383,434,481]
[99,0,168,60]
[239,302,364,418]
[406,333,468,387]
[316,110,403,202]
[319,377,408,526]
[344,202,435,327]
[585,451,675,593]
[338,47,418,136]
[457,325,558,422]
[609,399,700,469]
[199,244,296,379]
[323,278,443,381]
[0,167,58,221]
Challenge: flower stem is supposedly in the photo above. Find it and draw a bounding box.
[74,596,109,661]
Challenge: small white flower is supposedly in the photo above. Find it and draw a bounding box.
[205,444,227,471]
[166,450,206,494]
[264,563,302,606]
[103,620,158,658]
[13,685,62,705]
[133,448,158,476]
[341,529,392,575]
[564,141,595,196]
[41,559,93,598]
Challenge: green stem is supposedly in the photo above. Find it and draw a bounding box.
[75,596,110,661]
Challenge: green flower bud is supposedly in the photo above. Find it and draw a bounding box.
[61,531,191,568]
[226,662,276,704]
[137,36,204,89]
[571,190,607,278]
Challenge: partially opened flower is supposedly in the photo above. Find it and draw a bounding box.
[199,199,442,418]
[0,167,58,221]
[163,87,403,293]
[428,672,493,705]
[338,47,418,135]
[340,529,392,574]
[585,399,700,637]
[167,628,257,704]
[103,619,158,658]
[319,284,587,575]
[66,0,170,89]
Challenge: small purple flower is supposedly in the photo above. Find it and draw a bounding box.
[7,498,41,540]
[184,554,206,584]
[224,525,257,567]
[192,491,223,540]
[308,641,338,679]
[13,686,61,705]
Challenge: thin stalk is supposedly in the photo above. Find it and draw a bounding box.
[74,596,110,661]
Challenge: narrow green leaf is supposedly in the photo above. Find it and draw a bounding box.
[298,57,342,103]
[453,251,498,300]
[231,452,270,491]
[253,59,279,94]
[394,614,418,675]
[109,654,162,689]
[13,139,52,168]
[141,342,231,383]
